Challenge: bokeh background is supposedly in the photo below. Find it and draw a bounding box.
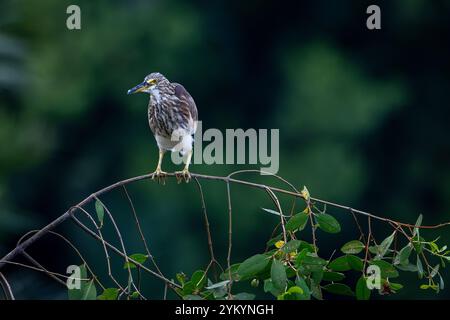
[1,0,449,299]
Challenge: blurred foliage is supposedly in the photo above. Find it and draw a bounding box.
[0,0,449,299]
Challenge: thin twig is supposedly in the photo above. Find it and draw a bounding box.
[92,196,144,299]
[350,209,366,243]
[0,260,87,282]
[193,178,216,262]
[2,171,448,271]
[122,185,163,276]
[1,170,449,300]
[265,187,287,243]
[70,215,181,289]
[225,180,233,298]
[193,177,224,280]
[17,230,106,290]
[0,272,14,300]
[22,251,68,287]
[74,205,127,295]
[363,216,372,273]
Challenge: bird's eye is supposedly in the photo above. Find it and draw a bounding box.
[146,79,157,85]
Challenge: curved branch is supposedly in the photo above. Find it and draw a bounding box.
[0,272,14,300]
[1,171,449,273]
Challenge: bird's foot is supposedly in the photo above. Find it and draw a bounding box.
[175,168,191,183]
[150,168,168,185]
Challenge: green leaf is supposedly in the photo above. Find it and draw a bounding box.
[396,263,418,272]
[412,235,425,254]
[297,241,316,253]
[341,240,365,255]
[237,254,270,280]
[413,214,423,236]
[220,263,241,281]
[181,281,196,295]
[322,271,345,282]
[376,231,396,258]
[277,286,304,300]
[310,278,323,300]
[316,213,341,234]
[264,279,283,297]
[328,256,351,272]
[69,280,97,300]
[356,276,371,300]
[323,283,354,296]
[278,285,309,300]
[281,240,302,253]
[347,255,364,271]
[301,254,327,272]
[312,270,324,285]
[82,280,97,300]
[130,291,139,299]
[393,244,412,266]
[123,253,148,269]
[233,293,255,300]
[417,256,424,279]
[68,264,97,300]
[389,283,403,291]
[97,288,119,300]
[286,212,309,232]
[271,259,287,291]
[295,248,309,264]
[429,242,439,253]
[367,246,376,254]
[68,264,87,300]
[191,270,207,289]
[95,200,105,228]
[327,255,362,272]
[439,275,445,290]
[295,276,311,300]
[370,260,399,278]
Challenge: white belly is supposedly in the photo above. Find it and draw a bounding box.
[155,132,193,155]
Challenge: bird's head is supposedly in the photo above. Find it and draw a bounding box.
[127,72,170,95]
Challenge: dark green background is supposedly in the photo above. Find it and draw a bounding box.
[1,0,449,299]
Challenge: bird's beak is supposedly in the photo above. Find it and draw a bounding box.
[127,82,147,94]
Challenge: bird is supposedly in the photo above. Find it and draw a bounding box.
[127,72,198,183]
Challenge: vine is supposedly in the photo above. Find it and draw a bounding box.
[0,171,449,300]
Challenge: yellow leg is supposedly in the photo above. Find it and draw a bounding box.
[176,150,192,183]
[184,150,192,172]
[151,149,167,183]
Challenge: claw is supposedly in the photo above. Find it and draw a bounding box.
[150,168,167,185]
[175,168,191,183]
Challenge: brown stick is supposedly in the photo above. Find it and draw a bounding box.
[1,171,449,271]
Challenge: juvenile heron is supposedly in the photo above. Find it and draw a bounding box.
[127,72,198,182]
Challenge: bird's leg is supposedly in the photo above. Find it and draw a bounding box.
[176,150,192,183]
[151,149,167,184]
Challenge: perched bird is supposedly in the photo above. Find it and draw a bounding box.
[127,72,198,182]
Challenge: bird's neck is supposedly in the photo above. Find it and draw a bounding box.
[150,88,162,105]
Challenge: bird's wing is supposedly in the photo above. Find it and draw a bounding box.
[173,83,198,122]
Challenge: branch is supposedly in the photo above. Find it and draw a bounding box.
[1,171,449,273]
[0,272,14,300]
